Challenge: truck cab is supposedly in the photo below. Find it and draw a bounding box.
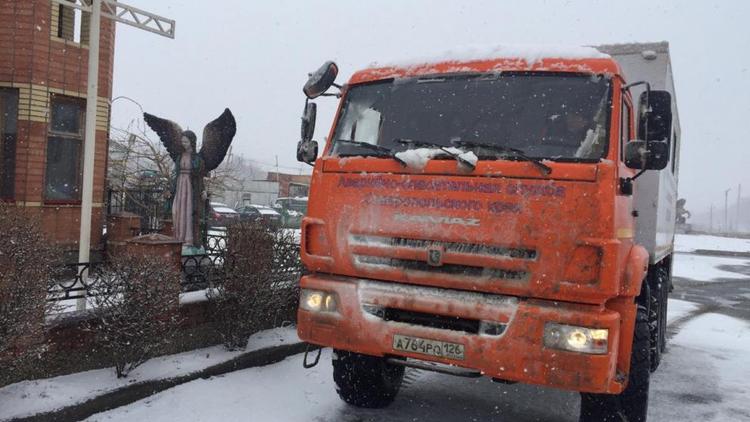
[295,43,678,422]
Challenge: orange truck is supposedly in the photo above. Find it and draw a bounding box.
[295,42,679,422]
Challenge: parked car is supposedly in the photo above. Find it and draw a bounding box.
[273,197,308,228]
[209,202,239,227]
[237,204,281,228]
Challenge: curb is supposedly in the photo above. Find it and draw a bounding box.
[10,342,309,422]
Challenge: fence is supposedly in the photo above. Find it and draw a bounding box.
[48,228,302,303]
[107,188,171,233]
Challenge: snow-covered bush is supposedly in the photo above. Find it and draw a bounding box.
[0,203,60,373]
[86,253,182,378]
[208,222,301,351]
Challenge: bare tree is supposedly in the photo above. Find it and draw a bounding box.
[108,121,174,192]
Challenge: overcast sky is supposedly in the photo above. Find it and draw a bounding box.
[111,0,750,215]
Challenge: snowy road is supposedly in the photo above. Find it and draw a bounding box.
[85,308,750,422]
[80,246,750,422]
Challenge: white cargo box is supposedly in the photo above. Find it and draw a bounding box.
[597,42,680,264]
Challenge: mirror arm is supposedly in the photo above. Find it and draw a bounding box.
[619,168,647,196]
[630,168,647,182]
[622,81,652,141]
[622,81,651,93]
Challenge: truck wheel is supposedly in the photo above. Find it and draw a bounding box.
[579,306,651,422]
[332,350,404,408]
[658,266,669,355]
[649,265,669,371]
[647,278,662,372]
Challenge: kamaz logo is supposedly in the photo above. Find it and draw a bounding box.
[394,213,480,226]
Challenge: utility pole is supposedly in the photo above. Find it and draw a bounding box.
[737,184,742,232]
[53,0,175,310]
[709,204,713,234]
[724,188,731,234]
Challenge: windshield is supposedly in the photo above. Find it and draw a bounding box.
[331,73,612,161]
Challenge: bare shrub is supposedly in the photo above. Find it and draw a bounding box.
[207,223,301,351]
[0,203,60,370]
[86,253,182,378]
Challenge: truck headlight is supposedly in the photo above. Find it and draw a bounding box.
[543,323,608,354]
[300,289,338,313]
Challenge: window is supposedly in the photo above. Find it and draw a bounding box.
[0,88,19,200]
[620,99,631,160]
[45,95,85,201]
[57,1,88,44]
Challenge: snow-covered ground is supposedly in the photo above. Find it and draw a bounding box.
[649,313,750,421]
[81,299,748,422]
[674,233,750,254]
[672,233,750,282]
[673,253,750,282]
[667,298,699,324]
[0,327,299,421]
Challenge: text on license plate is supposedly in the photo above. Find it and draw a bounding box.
[392,334,465,360]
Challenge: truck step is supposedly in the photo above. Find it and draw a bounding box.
[386,358,483,378]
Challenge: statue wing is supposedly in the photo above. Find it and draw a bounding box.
[143,112,183,162]
[200,108,237,171]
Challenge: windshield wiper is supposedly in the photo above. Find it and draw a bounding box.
[335,140,407,166]
[451,140,552,175]
[394,138,476,170]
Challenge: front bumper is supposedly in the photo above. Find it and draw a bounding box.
[297,274,626,394]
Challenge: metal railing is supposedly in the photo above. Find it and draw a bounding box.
[47,262,104,302]
[107,188,171,233]
[48,227,302,302]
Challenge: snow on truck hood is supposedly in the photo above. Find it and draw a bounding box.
[369,43,610,69]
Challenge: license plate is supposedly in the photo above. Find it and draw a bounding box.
[392,334,465,360]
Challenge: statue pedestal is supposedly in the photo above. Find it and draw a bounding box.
[107,212,142,258]
[125,233,183,271]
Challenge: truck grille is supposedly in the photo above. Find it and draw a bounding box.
[350,234,534,281]
[351,235,537,260]
[364,306,481,334]
[354,255,527,280]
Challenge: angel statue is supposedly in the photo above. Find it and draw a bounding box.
[144,109,236,248]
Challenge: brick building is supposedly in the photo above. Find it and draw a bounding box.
[266,171,311,198]
[0,0,116,257]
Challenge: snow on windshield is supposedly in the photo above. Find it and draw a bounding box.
[371,43,610,69]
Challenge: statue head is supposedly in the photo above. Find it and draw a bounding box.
[181,130,198,152]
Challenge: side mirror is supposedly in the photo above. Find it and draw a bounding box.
[303,61,338,99]
[297,140,318,164]
[301,102,317,142]
[624,140,669,170]
[638,90,673,142]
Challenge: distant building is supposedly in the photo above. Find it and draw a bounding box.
[0,1,116,255]
[218,180,279,208]
[266,171,311,198]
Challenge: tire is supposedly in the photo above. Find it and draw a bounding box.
[648,265,670,371]
[647,276,662,372]
[580,306,651,422]
[332,350,405,408]
[658,266,670,355]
